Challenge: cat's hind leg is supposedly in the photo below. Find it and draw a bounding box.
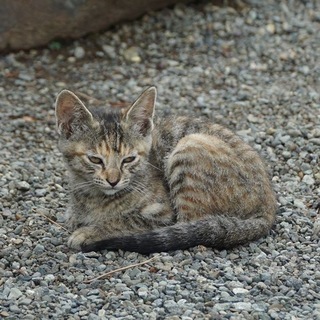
[165,133,245,222]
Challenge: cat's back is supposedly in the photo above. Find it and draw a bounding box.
[152,115,249,160]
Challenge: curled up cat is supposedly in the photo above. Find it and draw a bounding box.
[55,87,277,254]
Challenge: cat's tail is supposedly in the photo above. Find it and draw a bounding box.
[81,214,275,254]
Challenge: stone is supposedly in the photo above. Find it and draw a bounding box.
[266,23,276,34]
[293,199,306,209]
[102,45,117,59]
[74,46,85,59]
[123,46,141,63]
[44,274,55,283]
[164,299,178,312]
[15,181,30,191]
[214,303,232,311]
[0,0,189,51]
[33,244,45,254]
[9,304,21,313]
[232,288,249,295]
[8,288,23,300]
[19,298,32,305]
[233,302,252,311]
[137,287,148,298]
[302,175,315,185]
[35,189,47,197]
[247,114,261,123]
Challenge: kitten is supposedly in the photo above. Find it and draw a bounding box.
[55,87,277,254]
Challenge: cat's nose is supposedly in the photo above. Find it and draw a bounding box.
[106,169,120,187]
[107,178,120,187]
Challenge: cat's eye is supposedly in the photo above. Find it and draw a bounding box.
[87,155,103,165]
[122,156,136,164]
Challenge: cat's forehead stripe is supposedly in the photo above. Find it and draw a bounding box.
[96,139,111,157]
[99,120,123,152]
[95,130,129,157]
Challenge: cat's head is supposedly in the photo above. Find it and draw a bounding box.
[55,87,156,196]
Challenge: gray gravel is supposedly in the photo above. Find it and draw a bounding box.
[0,0,319,319]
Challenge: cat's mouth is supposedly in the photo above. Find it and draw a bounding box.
[97,182,128,196]
[92,178,127,196]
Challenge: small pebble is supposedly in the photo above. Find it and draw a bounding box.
[74,46,85,59]
[102,45,116,59]
[33,244,45,254]
[8,288,23,300]
[123,46,141,63]
[15,181,30,191]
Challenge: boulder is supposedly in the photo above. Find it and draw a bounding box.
[0,0,190,52]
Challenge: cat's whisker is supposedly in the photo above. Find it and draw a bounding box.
[70,181,95,193]
[130,181,148,192]
[71,181,93,188]
[124,181,147,196]
[145,161,162,172]
[128,186,146,196]
[69,184,91,193]
[132,188,148,196]
[130,180,146,187]
[131,184,146,192]
[70,187,91,195]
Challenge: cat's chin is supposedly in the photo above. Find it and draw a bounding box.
[102,188,122,196]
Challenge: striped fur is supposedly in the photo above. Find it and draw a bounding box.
[55,87,277,254]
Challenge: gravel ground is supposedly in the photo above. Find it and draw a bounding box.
[0,0,319,319]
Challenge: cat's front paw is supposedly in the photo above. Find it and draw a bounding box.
[68,226,97,251]
[65,208,78,231]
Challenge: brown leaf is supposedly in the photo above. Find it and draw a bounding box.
[149,266,159,273]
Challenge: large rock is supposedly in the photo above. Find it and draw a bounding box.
[0,0,189,52]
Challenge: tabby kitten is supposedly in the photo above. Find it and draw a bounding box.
[55,87,277,254]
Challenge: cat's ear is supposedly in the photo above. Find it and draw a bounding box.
[123,86,156,136]
[55,90,94,138]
